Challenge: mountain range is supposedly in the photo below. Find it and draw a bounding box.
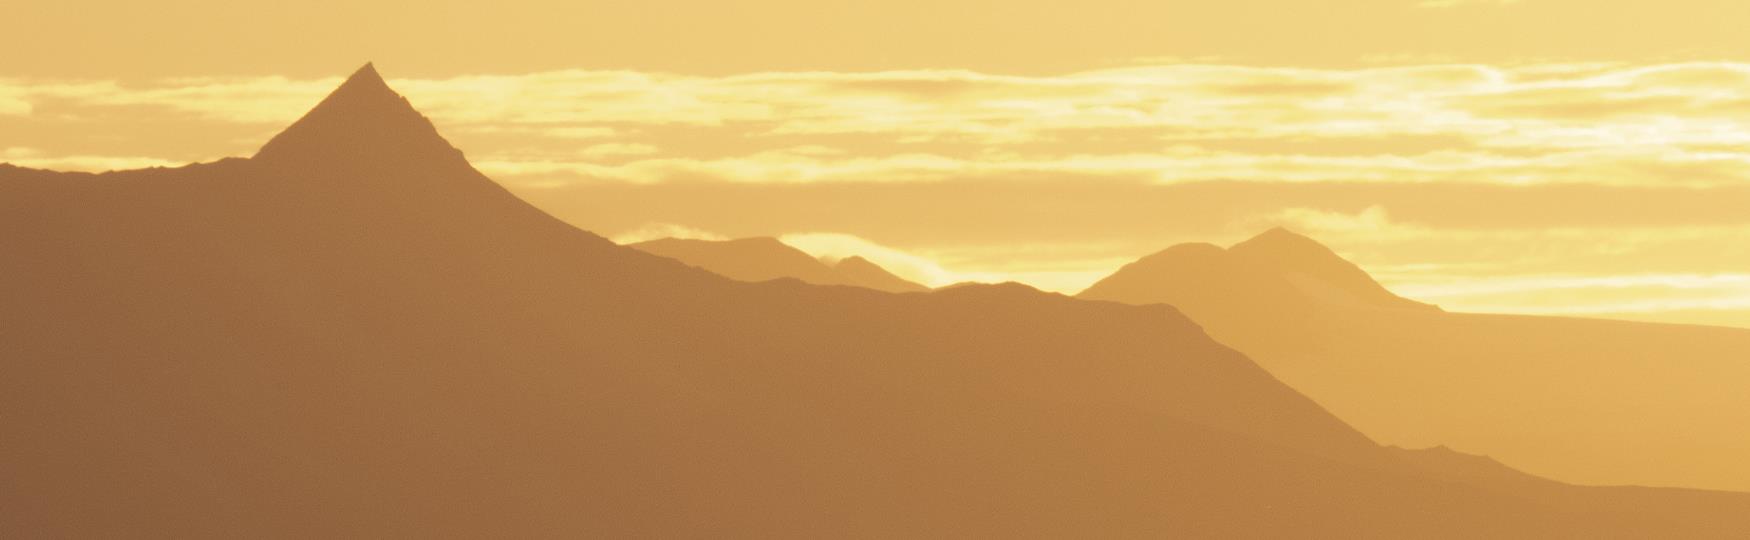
[630,237,928,293]
[1080,228,1750,492]
[4,64,1748,537]
[618,227,1750,491]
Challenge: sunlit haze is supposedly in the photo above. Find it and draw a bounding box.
[7,1,1750,328]
[11,2,1750,535]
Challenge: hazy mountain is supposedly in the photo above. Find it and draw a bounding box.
[1228,227,1440,312]
[1082,228,1750,492]
[831,255,929,293]
[1081,227,1435,331]
[4,65,1748,537]
[630,237,928,293]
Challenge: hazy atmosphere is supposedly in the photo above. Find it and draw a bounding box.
[8,0,1750,327]
[7,1,1750,537]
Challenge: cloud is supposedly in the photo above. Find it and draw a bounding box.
[0,151,191,172]
[11,61,1750,326]
[0,93,30,116]
[1399,273,1750,297]
[547,126,620,139]
[580,143,660,160]
[1254,205,1404,238]
[778,232,963,287]
[1417,0,1521,8]
[1395,273,1750,319]
[76,77,336,124]
[609,223,728,244]
[3,147,43,158]
[5,61,1750,190]
[777,232,1122,293]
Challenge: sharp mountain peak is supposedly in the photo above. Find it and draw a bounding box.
[252,63,467,171]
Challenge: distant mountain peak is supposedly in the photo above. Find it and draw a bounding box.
[1138,242,1226,263]
[632,237,929,293]
[1228,228,1437,312]
[1230,226,1326,257]
[631,236,839,285]
[1081,229,1438,316]
[832,255,929,293]
[732,236,794,250]
[1256,225,1301,238]
[252,63,467,171]
[645,236,799,257]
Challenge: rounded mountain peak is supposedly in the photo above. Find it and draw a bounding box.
[1230,228,1437,312]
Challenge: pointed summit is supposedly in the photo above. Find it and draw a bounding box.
[253,63,466,171]
[350,62,384,85]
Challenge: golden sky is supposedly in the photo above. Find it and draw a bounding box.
[6,0,1750,328]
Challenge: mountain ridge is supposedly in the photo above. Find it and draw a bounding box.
[1083,228,1438,317]
[4,64,1747,537]
[631,236,929,293]
[255,63,465,170]
[831,255,929,293]
[1081,228,1750,492]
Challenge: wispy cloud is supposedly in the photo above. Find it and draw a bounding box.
[1,146,190,172]
[609,223,728,244]
[1416,0,1522,8]
[5,62,1750,188]
[0,92,30,116]
[10,62,1750,326]
[777,232,1116,293]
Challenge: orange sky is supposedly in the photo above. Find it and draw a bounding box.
[6,0,1750,328]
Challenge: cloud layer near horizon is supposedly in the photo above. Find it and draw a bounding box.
[6,61,1750,327]
[7,62,1750,187]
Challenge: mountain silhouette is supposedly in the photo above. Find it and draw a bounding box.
[4,65,1749,537]
[256,63,477,181]
[831,255,928,293]
[630,237,928,293]
[1082,228,1750,492]
[1229,227,1441,312]
[1082,227,1435,325]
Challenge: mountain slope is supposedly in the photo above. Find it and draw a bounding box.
[1228,227,1440,312]
[832,255,930,293]
[1081,228,1750,492]
[630,236,928,293]
[1080,228,1436,329]
[4,65,1748,537]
